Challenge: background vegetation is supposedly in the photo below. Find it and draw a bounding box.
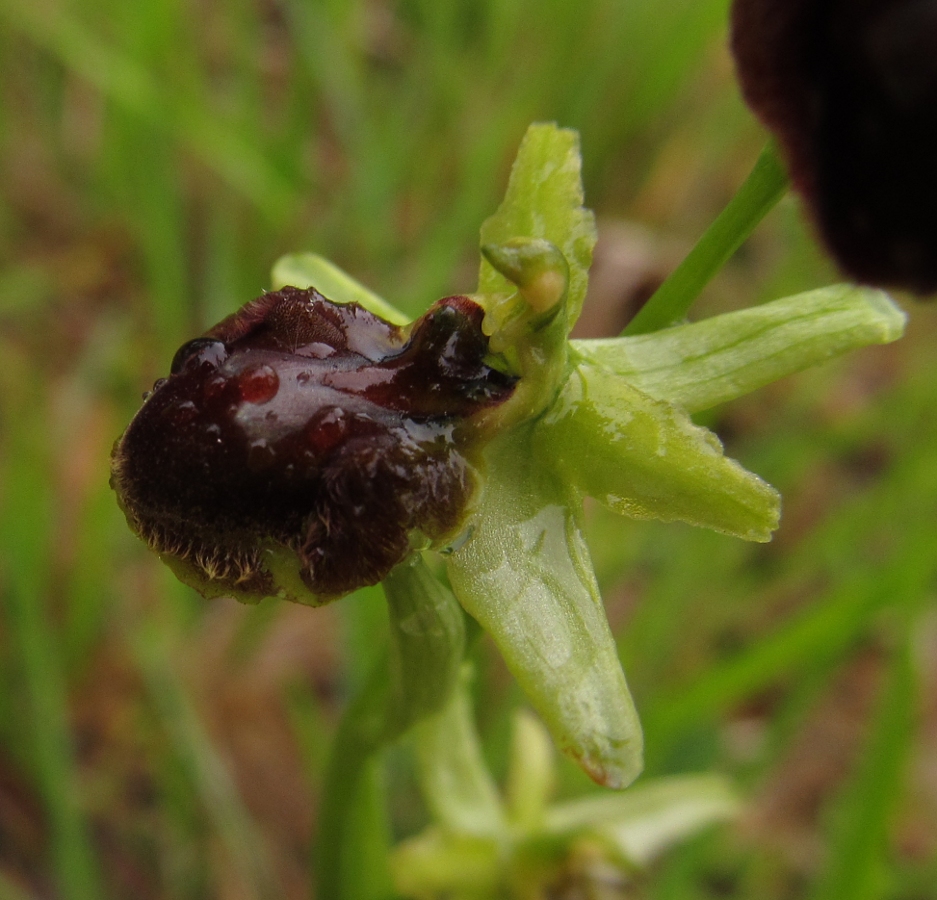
[0,0,934,897]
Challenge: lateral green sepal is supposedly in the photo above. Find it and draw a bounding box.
[574,284,905,412]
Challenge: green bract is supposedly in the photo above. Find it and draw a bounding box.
[276,123,905,789]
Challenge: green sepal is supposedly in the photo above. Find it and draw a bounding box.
[271,252,410,325]
[478,123,596,330]
[446,426,643,790]
[575,284,905,413]
[538,365,780,542]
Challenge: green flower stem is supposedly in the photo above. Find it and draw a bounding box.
[382,555,467,731]
[504,709,556,832]
[317,555,466,900]
[623,142,789,336]
[411,667,506,839]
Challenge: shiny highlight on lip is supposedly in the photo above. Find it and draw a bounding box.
[111,286,517,604]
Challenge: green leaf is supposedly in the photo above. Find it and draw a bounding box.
[271,252,410,325]
[538,364,780,541]
[575,284,906,413]
[478,123,597,328]
[447,427,643,790]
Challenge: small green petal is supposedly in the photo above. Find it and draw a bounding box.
[538,365,780,541]
[481,238,569,314]
[505,709,556,831]
[573,284,905,413]
[447,428,643,790]
[271,252,410,325]
[478,123,596,329]
[543,773,739,866]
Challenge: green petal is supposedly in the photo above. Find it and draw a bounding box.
[478,123,596,329]
[543,773,739,866]
[271,252,410,325]
[447,428,643,789]
[505,709,556,831]
[538,365,780,541]
[573,284,905,413]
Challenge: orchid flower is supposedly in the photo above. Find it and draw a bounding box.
[113,123,905,797]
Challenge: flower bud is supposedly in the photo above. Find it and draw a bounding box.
[731,0,937,293]
[111,286,516,604]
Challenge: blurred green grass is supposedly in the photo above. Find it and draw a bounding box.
[1,1,935,898]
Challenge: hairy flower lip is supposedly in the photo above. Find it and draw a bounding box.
[111,286,517,604]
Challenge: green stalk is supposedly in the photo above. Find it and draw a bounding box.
[623,142,788,336]
[316,555,466,900]
[412,668,506,839]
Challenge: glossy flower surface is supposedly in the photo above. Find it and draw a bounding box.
[112,287,515,603]
[731,0,937,293]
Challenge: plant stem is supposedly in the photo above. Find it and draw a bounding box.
[412,667,506,838]
[316,555,466,900]
[623,142,788,336]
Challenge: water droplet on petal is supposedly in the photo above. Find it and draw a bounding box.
[165,399,199,426]
[203,374,228,401]
[239,365,279,404]
[171,339,227,375]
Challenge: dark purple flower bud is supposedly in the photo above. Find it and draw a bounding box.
[731,0,937,293]
[111,286,516,604]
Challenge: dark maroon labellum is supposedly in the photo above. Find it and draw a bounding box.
[111,286,516,603]
[731,0,937,293]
